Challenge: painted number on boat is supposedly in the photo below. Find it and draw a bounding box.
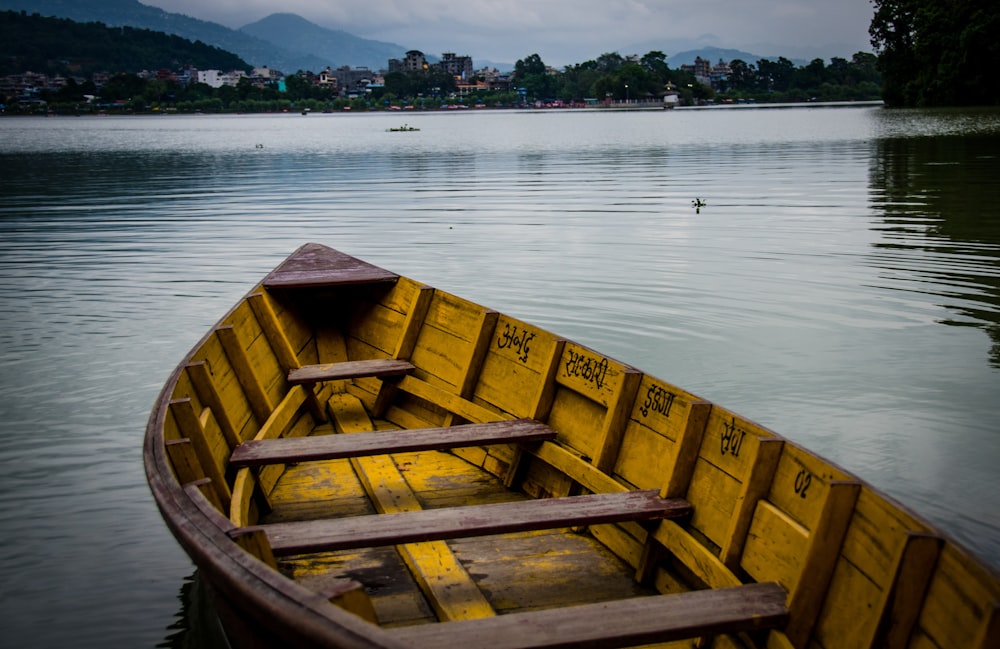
[640,384,676,418]
[794,469,812,499]
[497,324,535,363]
[721,417,746,457]
[565,350,609,390]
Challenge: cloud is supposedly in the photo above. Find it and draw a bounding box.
[140,0,875,65]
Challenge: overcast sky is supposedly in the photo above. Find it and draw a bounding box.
[139,0,876,65]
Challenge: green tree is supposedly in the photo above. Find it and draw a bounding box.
[513,53,556,100]
[594,52,625,73]
[870,0,1000,106]
[99,73,146,102]
[514,53,547,77]
[728,59,756,92]
[640,51,669,77]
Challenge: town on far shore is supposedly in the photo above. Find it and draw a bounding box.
[3,44,883,115]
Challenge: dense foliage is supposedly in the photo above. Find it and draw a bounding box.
[509,51,880,105]
[0,10,248,76]
[869,0,1000,106]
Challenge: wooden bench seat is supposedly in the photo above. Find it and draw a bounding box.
[389,581,788,649]
[230,419,556,468]
[287,359,415,385]
[253,489,691,556]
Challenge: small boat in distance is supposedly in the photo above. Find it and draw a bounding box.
[387,124,420,132]
[145,243,999,649]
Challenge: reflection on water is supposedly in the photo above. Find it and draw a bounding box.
[157,572,228,649]
[869,132,1000,367]
[1,107,998,649]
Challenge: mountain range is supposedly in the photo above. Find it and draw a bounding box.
[0,0,405,71]
[1,0,814,73]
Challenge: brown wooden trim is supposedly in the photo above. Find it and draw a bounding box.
[262,243,399,288]
[257,490,691,556]
[391,582,789,649]
[230,418,555,467]
[288,359,416,385]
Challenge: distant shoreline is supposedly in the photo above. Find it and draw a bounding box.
[1,100,887,118]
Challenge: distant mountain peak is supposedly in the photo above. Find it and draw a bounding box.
[0,0,406,71]
[239,12,406,68]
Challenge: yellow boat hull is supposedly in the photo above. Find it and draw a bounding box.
[145,243,999,649]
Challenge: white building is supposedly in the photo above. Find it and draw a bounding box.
[196,70,246,88]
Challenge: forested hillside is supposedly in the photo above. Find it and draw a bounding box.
[0,10,249,75]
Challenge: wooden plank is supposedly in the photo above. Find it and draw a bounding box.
[288,359,416,384]
[248,291,325,422]
[443,309,499,427]
[615,377,704,490]
[391,582,789,649]
[327,392,496,621]
[395,375,503,425]
[230,467,265,526]
[411,294,490,390]
[372,285,434,416]
[911,543,1000,649]
[528,440,628,496]
[530,338,567,420]
[720,437,784,569]
[169,398,232,510]
[257,490,691,556]
[394,285,434,360]
[783,479,861,648]
[254,385,308,443]
[184,361,241,450]
[593,369,643,473]
[660,401,712,498]
[248,292,300,371]
[555,342,628,408]
[650,520,744,590]
[474,317,559,417]
[874,532,942,649]
[262,242,399,288]
[319,580,378,624]
[230,419,556,467]
[215,325,273,426]
[741,500,810,591]
[504,338,568,489]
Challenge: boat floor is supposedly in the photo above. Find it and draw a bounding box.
[264,422,660,629]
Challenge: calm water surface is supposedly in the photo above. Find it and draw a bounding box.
[1,106,999,647]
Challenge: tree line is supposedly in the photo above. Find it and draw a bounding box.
[869,0,999,106]
[508,51,880,105]
[0,10,248,76]
[8,49,883,115]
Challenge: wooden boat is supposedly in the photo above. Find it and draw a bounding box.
[145,243,999,649]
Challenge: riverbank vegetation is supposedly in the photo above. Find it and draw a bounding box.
[6,49,883,116]
[869,0,999,107]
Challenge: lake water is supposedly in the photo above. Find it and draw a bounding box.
[1,105,999,647]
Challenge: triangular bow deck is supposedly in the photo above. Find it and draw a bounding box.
[263,242,399,288]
